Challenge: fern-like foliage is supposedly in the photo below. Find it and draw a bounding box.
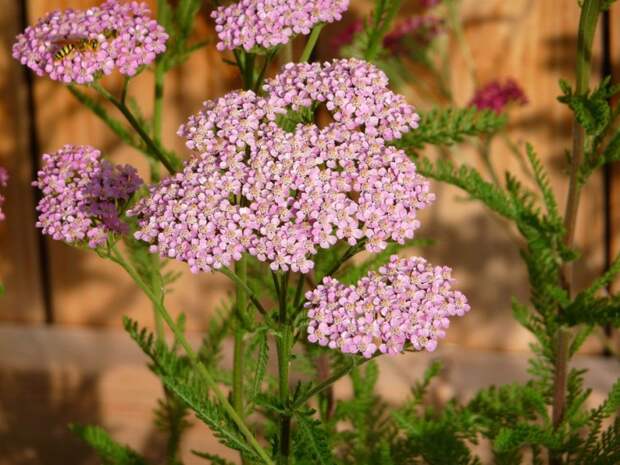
[393,108,507,150]
[332,361,398,464]
[558,77,620,137]
[153,390,192,465]
[71,424,149,465]
[123,318,258,461]
[340,0,401,62]
[294,412,336,465]
[157,0,206,71]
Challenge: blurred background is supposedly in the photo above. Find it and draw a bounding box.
[1,0,620,463]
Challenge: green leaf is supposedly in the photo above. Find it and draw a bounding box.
[363,0,402,62]
[525,144,561,222]
[558,77,620,136]
[295,414,336,465]
[123,317,257,459]
[71,424,148,465]
[247,329,269,405]
[393,108,507,150]
[494,424,561,453]
[191,450,236,465]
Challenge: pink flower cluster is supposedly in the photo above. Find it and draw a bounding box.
[12,0,168,84]
[264,59,420,140]
[130,59,431,274]
[34,145,143,248]
[383,15,444,53]
[0,167,8,222]
[306,256,469,357]
[212,0,349,51]
[470,79,528,114]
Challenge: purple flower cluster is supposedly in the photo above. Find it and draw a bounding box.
[383,15,444,53]
[0,167,8,222]
[469,79,528,114]
[130,59,431,274]
[212,0,349,51]
[306,256,469,357]
[12,0,168,84]
[34,145,143,248]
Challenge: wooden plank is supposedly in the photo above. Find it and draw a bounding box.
[0,323,617,465]
[0,0,47,322]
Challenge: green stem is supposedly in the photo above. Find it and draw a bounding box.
[220,266,268,316]
[552,2,601,464]
[108,245,274,465]
[299,24,324,63]
[276,271,292,465]
[480,137,501,186]
[92,82,181,174]
[293,355,377,408]
[233,256,248,418]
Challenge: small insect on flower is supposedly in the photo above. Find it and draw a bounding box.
[52,37,100,61]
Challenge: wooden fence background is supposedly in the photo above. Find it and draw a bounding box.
[0,1,619,464]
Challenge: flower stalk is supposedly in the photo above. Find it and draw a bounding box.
[552,2,602,464]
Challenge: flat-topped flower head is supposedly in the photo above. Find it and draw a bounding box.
[212,0,349,51]
[133,59,430,274]
[0,167,8,222]
[34,145,143,248]
[12,0,168,84]
[131,122,433,273]
[306,255,470,357]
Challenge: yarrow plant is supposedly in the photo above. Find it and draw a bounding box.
[12,0,620,464]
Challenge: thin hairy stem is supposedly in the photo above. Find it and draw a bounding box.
[92,82,181,173]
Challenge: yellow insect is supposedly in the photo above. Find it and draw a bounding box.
[52,37,99,61]
[103,28,118,39]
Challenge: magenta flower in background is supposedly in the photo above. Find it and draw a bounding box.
[212,0,349,51]
[0,167,8,222]
[33,145,143,248]
[131,59,432,274]
[469,79,528,114]
[383,15,444,53]
[330,19,363,51]
[12,0,168,84]
[305,255,469,357]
